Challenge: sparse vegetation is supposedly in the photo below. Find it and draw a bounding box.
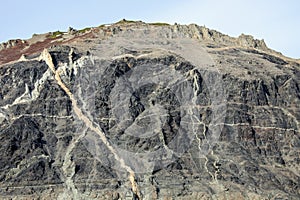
[78,27,91,34]
[98,24,106,28]
[48,31,64,39]
[149,22,170,26]
[116,19,137,24]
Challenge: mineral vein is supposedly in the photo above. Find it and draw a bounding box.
[41,49,141,199]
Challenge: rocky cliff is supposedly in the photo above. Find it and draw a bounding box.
[0,20,299,200]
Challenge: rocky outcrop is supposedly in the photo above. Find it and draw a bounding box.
[0,21,299,199]
[0,39,26,51]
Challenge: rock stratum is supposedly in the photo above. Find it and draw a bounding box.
[0,20,299,199]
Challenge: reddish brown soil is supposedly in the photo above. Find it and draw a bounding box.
[0,37,62,65]
[0,30,101,66]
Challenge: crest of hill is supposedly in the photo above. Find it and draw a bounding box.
[0,20,298,65]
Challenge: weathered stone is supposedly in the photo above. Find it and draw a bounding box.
[0,21,299,199]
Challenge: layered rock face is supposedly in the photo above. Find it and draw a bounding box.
[0,21,299,199]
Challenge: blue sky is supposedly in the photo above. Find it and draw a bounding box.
[1,0,299,58]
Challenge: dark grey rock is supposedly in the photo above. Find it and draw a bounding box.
[0,22,299,199]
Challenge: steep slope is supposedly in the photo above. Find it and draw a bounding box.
[0,20,299,199]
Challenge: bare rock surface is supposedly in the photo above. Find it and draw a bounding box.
[0,21,299,199]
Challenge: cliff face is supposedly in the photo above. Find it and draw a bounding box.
[0,21,299,200]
